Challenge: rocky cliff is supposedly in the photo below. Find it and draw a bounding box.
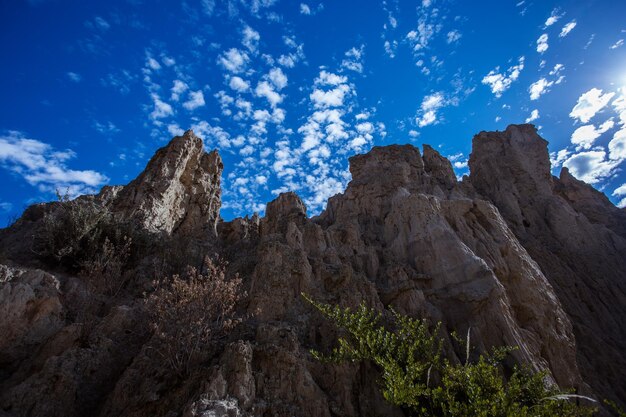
[0,125,624,417]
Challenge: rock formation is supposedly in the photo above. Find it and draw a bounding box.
[111,130,223,236]
[0,124,624,416]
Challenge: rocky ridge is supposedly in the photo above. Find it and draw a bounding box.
[0,125,624,416]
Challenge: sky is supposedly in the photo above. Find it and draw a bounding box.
[1,0,625,225]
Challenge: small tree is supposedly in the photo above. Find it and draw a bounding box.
[146,256,244,377]
[304,295,596,417]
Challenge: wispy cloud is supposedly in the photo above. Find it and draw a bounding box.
[559,20,577,38]
[0,131,108,196]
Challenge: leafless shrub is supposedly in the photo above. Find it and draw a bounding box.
[33,190,109,268]
[145,256,244,377]
[80,235,132,298]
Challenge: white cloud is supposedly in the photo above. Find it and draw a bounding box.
[255,81,283,107]
[446,30,461,44]
[570,120,614,150]
[481,56,525,98]
[529,78,552,100]
[67,72,81,82]
[613,183,626,208]
[608,126,626,160]
[416,92,445,127]
[525,109,540,123]
[0,131,108,196]
[183,90,206,110]
[569,88,616,123]
[406,19,436,51]
[614,183,626,196]
[242,25,260,53]
[384,40,398,58]
[191,121,231,149]
[300,3,311,14]
[218,48,249,73]
[341,45,364,73]
[171,80,189,101]
[544,8,563,27]
[550,148,571,167]
[563,149,620,184]
[167,123,185,137]
[610,39,624,50]
[528,64,565,100]
[559,20,577,37]
[162,56,176,67]
[150,94,174,120]
[536,33,549,53]
[316,70,347,86]
[146,57,161,71]
[310,84,351,108]
[201,0,215,15]
[268,67,288,90]
[229,76,250,92]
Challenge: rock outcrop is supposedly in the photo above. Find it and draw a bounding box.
[0,124,624,416]
[469,124,626,406]
[111,130,223,236]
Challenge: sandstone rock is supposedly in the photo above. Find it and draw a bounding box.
[1,125,624,416]
[0,265,64,371]
[111,130,222,236]
[469,123,626,406]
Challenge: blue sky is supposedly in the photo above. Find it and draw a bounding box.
[1,0,625,224]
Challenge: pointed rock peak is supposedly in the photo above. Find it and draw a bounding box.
[422,144,456,187]
[348,144,424,188]
[111,131,223,236]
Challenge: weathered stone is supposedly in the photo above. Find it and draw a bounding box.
[1,124,624,416]
[111,130,222,236]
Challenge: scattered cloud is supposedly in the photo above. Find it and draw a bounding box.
[255,81,283,107]
[562,149,620,184]
[525,109,539,123]
[610,39,624,50]
[613,183,626,208]
[171,80,189,101]
[183,90,206,111]
[481,56,525,98]
[268,67,288,90]
[229,76,250,92]
[341,45,365,73]
[536,33,549,53]
[300,3,311,14]
[242,25,260,53]
[544,8,563,27]
[570,120,615,150]
[416,92,446,127]
[149,94,174,120]
[569,88,615,123]
[559,20,577,38]
[446,30,461,44]
[66,72,82,82]
[0,131,108,196]
[219,48,249,73]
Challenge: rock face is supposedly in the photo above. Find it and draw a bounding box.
[0,124,624,417]
[111,130,223,236]
[469,124,626,406]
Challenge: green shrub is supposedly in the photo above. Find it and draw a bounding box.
[304,295,596,417]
